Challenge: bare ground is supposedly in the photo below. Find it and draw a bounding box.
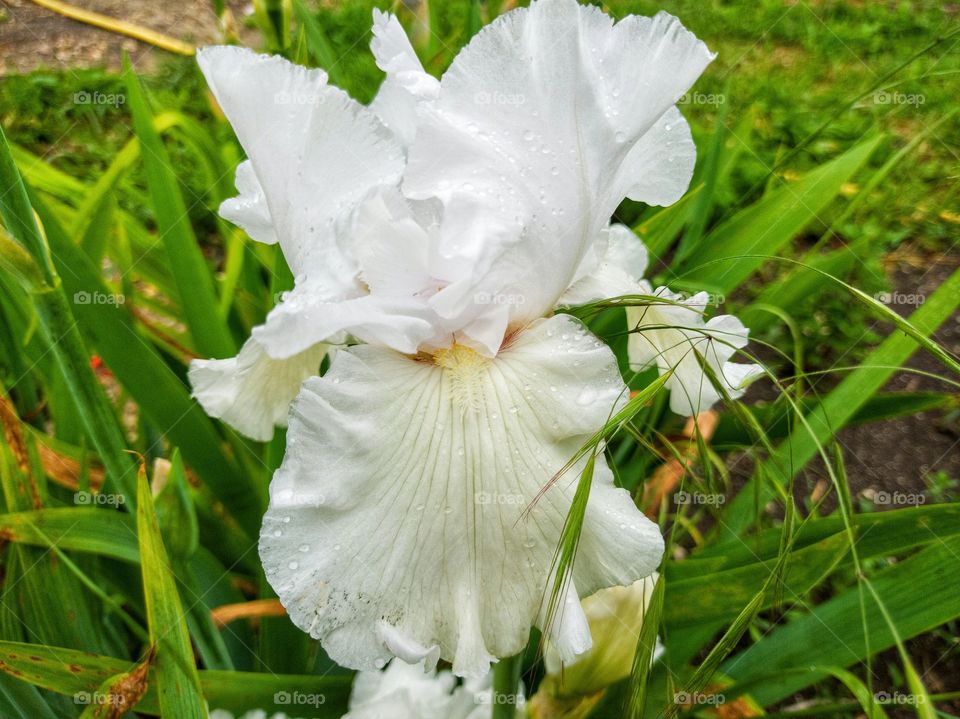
[0,0,244,75]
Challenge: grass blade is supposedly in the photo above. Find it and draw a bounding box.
[136,464,206,718]
[123,57,235,360]
[626,574,665,718]
[0,126,135,499]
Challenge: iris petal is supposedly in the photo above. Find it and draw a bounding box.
[260,315,663,677]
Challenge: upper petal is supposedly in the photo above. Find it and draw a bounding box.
[197,45,404,286]
[260,314,663,677]
[404,0,713,341]
[253,281,440,359]
[558,224,650,306]
[218,160,278,246]
[369,10,439,147]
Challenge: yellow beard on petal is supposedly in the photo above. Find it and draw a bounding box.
[433,343,491,413]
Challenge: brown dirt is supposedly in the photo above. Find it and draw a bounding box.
[809,255,960,501]
[0,0,247,75]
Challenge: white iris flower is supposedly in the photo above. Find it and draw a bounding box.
[345,658,523,719]
[626,288,764,416]
[188,0,741,679]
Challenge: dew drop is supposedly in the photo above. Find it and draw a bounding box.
[288,561,299,570]
[577,389,596,406]
[298,543,310,553]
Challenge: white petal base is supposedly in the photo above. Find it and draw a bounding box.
[261,314,663,677]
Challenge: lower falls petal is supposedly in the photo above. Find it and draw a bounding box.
[260,313,663,677]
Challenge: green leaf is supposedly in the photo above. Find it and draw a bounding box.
[27,192,262,537]
[687,502,960,571]
[711,391,955,446]
[154,450,199,562]
[73,137,139,262]
[0,507,139,563]
[292,0,344,85]
[0,675,59,719]
[744,113,955,333]
[136,466,206,718]
[673,90,730,263]
[466,0,483,39]
[491,652,523,719]
[0,226,48,294]
[0,125,135,500]
[722,535,960,705]
[677,135,882,294]
[123,57,235,360]
[626,574,665,718]
[633,186,701,259]
[0,642,352,716]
